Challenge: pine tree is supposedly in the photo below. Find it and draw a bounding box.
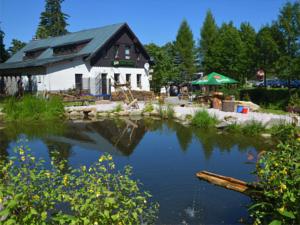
[8,39,26,56]
[199,10,218,74]
[36,0,69,39]
[0,28,9,63]
[175,20,196,83]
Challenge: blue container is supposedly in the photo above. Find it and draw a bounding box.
[237,105,243,113]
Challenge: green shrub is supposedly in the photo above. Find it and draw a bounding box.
[3,95,64,121]
[157,104,174,119]
[0,141,158,224]
[143,103,154,113]
[288,92,300,107]
[166,105,175,118]
[239,88,300,110]
[113,103,123,113]
[191,110,218,128]
[224,123,242,132]
[270,123,298,142]
[249,140,300,225]
[240,121,265,136]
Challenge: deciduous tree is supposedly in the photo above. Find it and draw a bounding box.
[0,28,9,63]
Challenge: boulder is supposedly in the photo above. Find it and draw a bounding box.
[150,111,160,117]
[118,111,130,116]
[142,112,151,116]
[261,133,272,138]
[129,110,142,117]
[236,101,260,111]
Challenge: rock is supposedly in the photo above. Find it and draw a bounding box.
[129,110,142,117]
[216,121,231,129]
[83,107,96,113]
[69,111,83,117]
[224,115,238,123]
[265,118,287,129]
[236,101,260,111]
[150,111,160,117]
[143,112,151,116]
[97,112,109,117]
[261,133,272,138]
[118,111,129,116]
[88,111,97,117]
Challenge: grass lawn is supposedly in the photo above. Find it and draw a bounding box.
[259,107,289,115]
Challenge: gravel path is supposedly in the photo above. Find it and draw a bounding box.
[66,102,299,126]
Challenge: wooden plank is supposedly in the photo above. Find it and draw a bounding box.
[196,171,257,195]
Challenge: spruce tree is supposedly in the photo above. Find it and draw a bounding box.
[199,10,218,74]
[36,0,69,39]
[239,22,257,81]
[175,20,196,83]
[0,28,9,63]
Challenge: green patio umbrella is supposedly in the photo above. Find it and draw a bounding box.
[192,72,238,85]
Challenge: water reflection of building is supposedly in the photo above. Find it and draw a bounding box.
[47,119,147,156]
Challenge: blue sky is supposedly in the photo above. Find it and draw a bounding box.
[0,0,295,47]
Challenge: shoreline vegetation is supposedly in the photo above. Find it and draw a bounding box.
[0,96,299,224]
[0,142,158,224]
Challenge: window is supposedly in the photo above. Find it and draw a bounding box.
[125,45,131,59]
[114,45,119,59]
[137,74,142,88]
[114,73,120,84]
[75,74,83,90]
[126,74,131,85]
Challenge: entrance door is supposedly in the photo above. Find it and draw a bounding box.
[101,74,107,95]
[75,74,83,91]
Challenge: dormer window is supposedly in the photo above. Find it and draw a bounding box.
[125,45,131,60]
[53,39,91,56]
[23,48,47,60]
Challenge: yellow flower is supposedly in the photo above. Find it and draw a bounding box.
[278,206,285,213]
[19,149,24,155]
[99,155,105,163]
[0,197,2,204]
[81,166,86,171]
[45,172,51,178]
[108,155,113,161]
[94,222,99,225]
[30,157,35,161]
[21,156,26,161]
[33,195,40,201]
[96,192,100,197]
[280,183,287,191]
[63,175,68,186]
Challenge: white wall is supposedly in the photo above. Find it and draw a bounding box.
[35,58,91,92]
[33,60,150,95]
[90,67,150,95]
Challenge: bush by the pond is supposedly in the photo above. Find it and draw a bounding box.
[3,95,65,121]
[158,104,174,119]
[191,110,218,128]
[0,142,158,224]
[240,88,300,110]
[249,138,300,225]
[270,123,299,142]
[224,121,266,136]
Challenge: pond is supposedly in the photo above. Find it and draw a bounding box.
[0,118,272,224]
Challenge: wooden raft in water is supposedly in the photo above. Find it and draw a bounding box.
[196,171,257,195]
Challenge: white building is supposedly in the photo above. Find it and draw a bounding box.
[0,23,152,96]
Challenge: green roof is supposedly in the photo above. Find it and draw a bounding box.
[0,23,125,70]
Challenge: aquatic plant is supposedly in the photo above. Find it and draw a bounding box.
[249,138,300,225]
[157,104,174,119]
[240,120,265,136]
[2,95,64,121]
[113,103,123,112]
[191,110,218,128]
[143,103,154,113]
[270,123,298,142]
[0,141,159,224]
